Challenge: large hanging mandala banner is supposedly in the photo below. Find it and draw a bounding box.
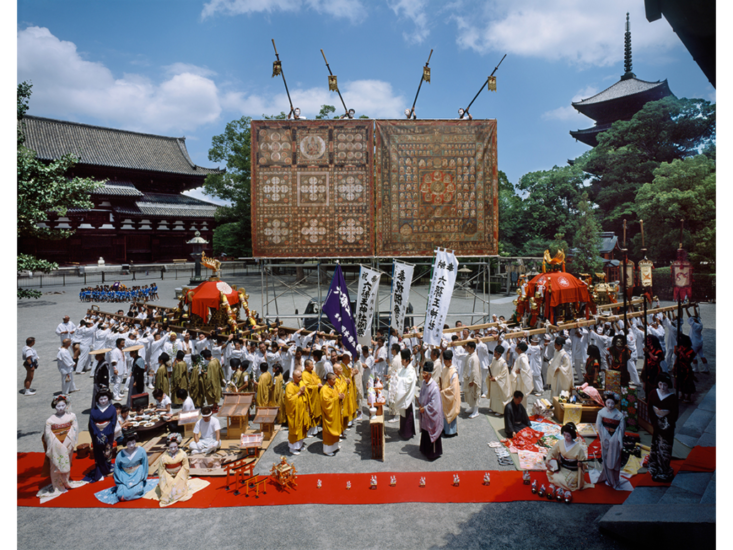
[251,120,374,257]
[374,120,498,256]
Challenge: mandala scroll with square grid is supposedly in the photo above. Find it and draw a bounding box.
[374,120,498,256]
[252,120,374,257]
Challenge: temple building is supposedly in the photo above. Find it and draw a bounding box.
[570,13,674,147]
[19,116,223,265]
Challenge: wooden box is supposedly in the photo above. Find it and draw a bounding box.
[370,414,385,460]
[253,407,279,441]
[553,397,603,424]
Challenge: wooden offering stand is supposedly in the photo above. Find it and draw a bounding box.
[219,392,254,440]
[253,407,279,441]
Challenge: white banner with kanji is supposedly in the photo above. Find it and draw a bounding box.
[422,250,458,346]
[355,266,381,347]
[391,261,414,334]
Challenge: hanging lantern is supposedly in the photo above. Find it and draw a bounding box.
[638,259,653,288]
[423,66,431,83]
[488,75,497,91]
[328,75,338,91]
[272,60,282,77]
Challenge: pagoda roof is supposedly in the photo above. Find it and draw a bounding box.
[569,123,613,147]
[22,116,223,177]
[572,78,673,123]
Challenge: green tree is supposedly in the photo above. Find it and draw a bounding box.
[17,82,101,299]
[203,116,252,256]
[497,170,522,256]
[571,192,602,274]
[513,164,586,256]
[581,96,715,246]
[636,154,715,266]
[315,105,335,119]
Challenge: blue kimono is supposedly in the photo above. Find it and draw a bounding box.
[113,447,149,501]
[87,403,117,482]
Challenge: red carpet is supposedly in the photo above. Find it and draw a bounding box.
[679,446,716,473]
[17,452,681,508]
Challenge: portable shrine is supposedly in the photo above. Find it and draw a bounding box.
[219,392,254,440]
[253,407,279,441]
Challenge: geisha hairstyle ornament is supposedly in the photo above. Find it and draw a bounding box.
[96,386,114,404]
[560,422,578,441]
[51,394,69,409]
[603,392,619,404]
[166,433,183,446]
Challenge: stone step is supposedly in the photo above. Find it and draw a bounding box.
[622,486,667,505]
[600,504,716,547]
[700,471,716,505]
[670,471,714,495]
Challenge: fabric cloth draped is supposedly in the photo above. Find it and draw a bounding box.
[113,446,149,501]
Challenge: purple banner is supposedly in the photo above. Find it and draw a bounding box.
[322,265,359,357]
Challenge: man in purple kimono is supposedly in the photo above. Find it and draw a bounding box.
[418,361,443,461]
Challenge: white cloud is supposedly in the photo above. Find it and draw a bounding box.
[542,85,599,122]
[452,0,679,67]
[222,79,406,119]
[387,0,430,44]
[18,26,221,134]
[164,62,217,78]
[201,0,365,23]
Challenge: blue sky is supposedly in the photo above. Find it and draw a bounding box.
[16,0,715,203]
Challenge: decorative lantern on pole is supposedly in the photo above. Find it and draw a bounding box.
[638,219,654,341]
[670,220,692,342]
[187,231,209,285]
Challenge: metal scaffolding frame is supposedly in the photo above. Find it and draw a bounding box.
[255,255,540,332]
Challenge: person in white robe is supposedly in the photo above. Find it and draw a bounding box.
[569,327,588,382]
[463,341,481,418]
[511,342,534,408]
[57,339,77,394]
[55,316,76,345]
[475,338,491,397]
[488,345,512,415]
[109,338,127,401]
[386,344,402,422]
[393,349,418,439]
[74,320,98,373]
[527,335,544,395]
[549,337,573,397]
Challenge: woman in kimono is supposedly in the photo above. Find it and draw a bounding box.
[37,395,86,500]
[673,334,697,402]
[112,432,148,501]
[155,433,192,507]
[87,387,117,482]
[90,349,111,408]
[595,392,625,489]
[641,335,665,397]
[545,422,593,492]
[647,373,679,482]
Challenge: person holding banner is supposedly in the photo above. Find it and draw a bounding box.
[439,349,461,437]
[394,349,418,440]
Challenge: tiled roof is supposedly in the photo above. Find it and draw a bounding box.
[600,234,618,254]
[90,181,145,197]
[22,116,223,177]
[113,193,219,218]
[572,78,670,106]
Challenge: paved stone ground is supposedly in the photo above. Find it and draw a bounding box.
[16,274,715,549]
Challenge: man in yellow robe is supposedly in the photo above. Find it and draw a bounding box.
[201,350,225,406]
[154,353,170,397]
[273,365,286,424]
[171,351,189,406]
[320,372,344,456]
[285,369,309,455]
[302,360,322,437]
[333,363,353,433]
[255,363,274,408]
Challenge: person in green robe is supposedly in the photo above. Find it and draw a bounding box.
[171,351,189,406]
[154,352,170,398]
[201,350,224,406]
[188,355,205,408]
